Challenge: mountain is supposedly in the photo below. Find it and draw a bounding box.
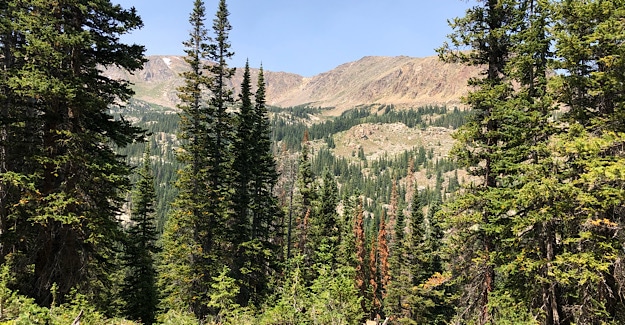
[104,55,478,113]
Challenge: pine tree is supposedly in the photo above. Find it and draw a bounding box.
[308,169,340,267]
[292,130,315,259]
[122,146,159,325]
[437,0,520,323]
[353,196,369,315]
[530,0,625,322]
[159,0,236,319]
[159,0,212,316]
[0,0,145,306]
[231,63,282,307]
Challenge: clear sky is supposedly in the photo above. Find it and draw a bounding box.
[113,0,475,77]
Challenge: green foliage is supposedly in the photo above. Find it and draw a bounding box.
[0,262,140,325]
[0,0,145,308]
[206,266,253,325]
[122,147,159,324]
[308,264,363,325]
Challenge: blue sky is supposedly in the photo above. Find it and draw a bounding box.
[114,0,475,76]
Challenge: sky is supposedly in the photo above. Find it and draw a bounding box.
[113,0,476,77]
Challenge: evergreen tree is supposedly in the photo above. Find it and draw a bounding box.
[159,0,212,316]
[353,196,369,315]
[377,209,390,316]
[231,60,254,304]
[368,231,380,318]
[231,63,282,307]
[291,131,315,259]
[526,0,625,322]
[122,146,159,325]
[159,0,236,319]
[0,0,145,307]
[308,169,340,267]
[438,0,520,323]
[386,184,414,321]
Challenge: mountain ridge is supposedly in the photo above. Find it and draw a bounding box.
[104,55,478,114]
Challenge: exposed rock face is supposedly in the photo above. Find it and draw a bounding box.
[104,55,478,113]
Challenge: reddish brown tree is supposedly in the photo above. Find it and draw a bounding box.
[378,211,390,299]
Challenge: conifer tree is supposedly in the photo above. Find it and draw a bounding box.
[308,169,340,267]
[292,131,315,259]
[438,0,519,322]
[159,0,236,319]
[250,66,282,247]
[159,0,212,316]
[529,0,625,322]
[0,0,145,306]
[122,146,159,325]
[377,210,390,307]
[353,196,369,314]
[231,63,282,306]
[386,184,414,321]
[231,61,254,304]
[368,233,380,318]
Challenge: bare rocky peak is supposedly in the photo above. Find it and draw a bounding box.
[103,55,478,113]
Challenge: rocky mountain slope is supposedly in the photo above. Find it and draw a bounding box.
[104,55,478,114]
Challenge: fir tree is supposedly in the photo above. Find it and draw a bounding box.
[232,63,282,307]
[159,0,212,316]
[231,60,254,304]
[159,0,236,319]
[308,169,340,267]
[353,196,369,315]
[368,231,380,318]
[292,130,315,259]
[532,0,625,322]
[0,0,145,306]
[122,146,159,325]
[438,0,519,323]
[377,209,390,316]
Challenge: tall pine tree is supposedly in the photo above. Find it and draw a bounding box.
[122,146,159,325]
[159,0,212,316]
[0,0,145,307]
[438,0,520,322]
[159,0,236,319]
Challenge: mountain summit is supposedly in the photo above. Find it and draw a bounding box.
[104,55,478,113]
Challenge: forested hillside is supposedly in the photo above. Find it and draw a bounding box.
[1,0,625,324]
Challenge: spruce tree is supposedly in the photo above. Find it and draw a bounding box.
[159,0,212,316]
[231,60,254,304]
[530,0,625,322]
[437,0,520,323]
[387,184,417,321]
[292,131,315,259]
[232,63,282,306]
[250,66,281,246]
[353,196,369,315]
[0,0,145,307]
[247,65,283,305]
[308,169,340,267]
[159,0,237,319]
[122,146,159,325]
[377,209,390,316]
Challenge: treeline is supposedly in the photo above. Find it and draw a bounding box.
[272,104,470,151]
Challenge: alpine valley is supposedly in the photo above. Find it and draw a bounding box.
[109,55,479,231]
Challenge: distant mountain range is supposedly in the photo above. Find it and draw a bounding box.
[104,55,479,114]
